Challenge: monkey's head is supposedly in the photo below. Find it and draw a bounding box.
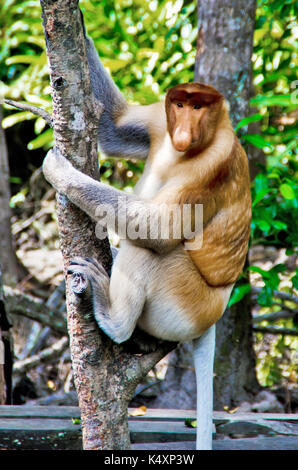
[165,82,224,154]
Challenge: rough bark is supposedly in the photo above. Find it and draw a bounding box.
[0,108,20,283]
[195,0,256,129]
[194,0,264,177]
[0,268,13,404]
[40,0,174,450]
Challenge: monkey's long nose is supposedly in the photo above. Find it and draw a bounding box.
[172,126,192,152]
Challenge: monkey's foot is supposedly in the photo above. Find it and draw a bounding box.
[68,257,109,299]
[125,327,178,354]
[67,257,115,333]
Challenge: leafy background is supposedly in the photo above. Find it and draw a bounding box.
[0,0,297,389]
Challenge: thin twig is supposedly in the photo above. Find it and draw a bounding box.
[13,336,69,374]
[251,286,298,305]
[12,207,51,236]
[3,99,52,127]
[4,285,67,335]
[253,325,298,336]
[253,310,296,323]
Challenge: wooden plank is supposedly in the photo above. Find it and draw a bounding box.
[0,417,195,444]
[0,414,295,439]
[130,420,196,443]
[0,406,297,423]
[0,405,80,419]
[128,408,196,421]
[133,436,298,451]
[0,406,297,449]
[129,409,298,423]
[0,417,79,431]
[213,411,298,423]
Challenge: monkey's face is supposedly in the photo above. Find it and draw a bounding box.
[165,83,223,154]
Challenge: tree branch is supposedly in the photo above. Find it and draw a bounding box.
[251,286,298,305]
[3,99,52,128]
[253,325,298,336]
[3,286,67,336]
[13,336,69,374]
[253,310,297,323]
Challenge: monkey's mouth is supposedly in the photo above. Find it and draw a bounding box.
[173,139,201,153]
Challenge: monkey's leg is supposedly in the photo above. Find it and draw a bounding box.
[192,325,215,450]
[68,257,145,344]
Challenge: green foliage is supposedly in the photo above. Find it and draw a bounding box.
[0,0,53,149]
[251,164,298,249]
[247,0,297,305]
[232,0,297,387]
[82,0,197,100]
[1,0,197,155]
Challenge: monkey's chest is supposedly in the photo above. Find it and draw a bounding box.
[135,133,182,200]
[135,171,163,199]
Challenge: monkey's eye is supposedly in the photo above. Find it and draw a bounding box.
[193,104,201,110]
[176,102,184,108]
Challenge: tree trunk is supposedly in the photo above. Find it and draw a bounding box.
[40,0,174,450]
[0,108,20,283]
[0,267,13,404]
[153,0,259,411]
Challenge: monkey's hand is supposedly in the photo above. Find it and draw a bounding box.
[42,147,76,193]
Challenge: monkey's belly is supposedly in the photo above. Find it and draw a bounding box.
[115,242,233,342]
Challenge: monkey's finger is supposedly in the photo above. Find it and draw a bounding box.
[85,257,109,275]
[70,257,108,277]
[69,256,90,266]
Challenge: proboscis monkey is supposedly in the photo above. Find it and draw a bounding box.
[42,14,251,450]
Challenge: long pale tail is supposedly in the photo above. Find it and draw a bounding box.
[192,325,216,450]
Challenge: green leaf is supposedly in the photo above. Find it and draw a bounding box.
[185,419,197,428]
[2,111,35,128]
[250,94,292,107]
[5,55,42,65]
[72,418,81,425]
[279,183,295,200]
[249,266,270,278]
[27,128,53,150]
[257,219,271,233]
[271,220,287,230]
[243,134,274,150]
[254,172,269,192]
[292,271,298,291]
[257,286,274,306]
[235,113,263,131]
[252,188,272,207]
[228,283,251,307]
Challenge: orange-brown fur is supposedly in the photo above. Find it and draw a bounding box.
[150,83,251,288]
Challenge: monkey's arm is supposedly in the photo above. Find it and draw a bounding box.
[43,149,189,253]
[85,37,150,160]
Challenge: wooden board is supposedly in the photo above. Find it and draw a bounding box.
[0,406,297,450]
